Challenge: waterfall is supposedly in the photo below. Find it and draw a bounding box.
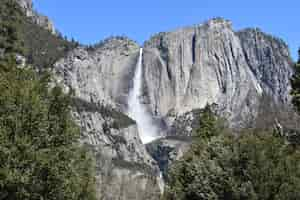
[127,48,160,144]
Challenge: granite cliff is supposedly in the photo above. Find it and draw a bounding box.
[16,0,56,34]
[54,37,139,109]
[52,18,293,200]
[54,38,162,200]
[9,1,296,199]
[142,18,293,129]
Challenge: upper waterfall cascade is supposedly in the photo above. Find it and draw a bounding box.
[127,48,161,144]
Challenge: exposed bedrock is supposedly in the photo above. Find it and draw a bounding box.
[142,18,293,128]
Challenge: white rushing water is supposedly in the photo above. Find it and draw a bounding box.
[127,48,160,144]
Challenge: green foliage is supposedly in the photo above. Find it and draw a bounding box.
[165,134,300,200]
[164,108,300,200]
[0,0,78,69]
[0,2,95,196]
[0,1,95,199]
[193,105,223,140]
[0,62,96,200]
[291,48,300,113]
[72,98,135,129]
[0,0,24,56]
[21,20,78,69]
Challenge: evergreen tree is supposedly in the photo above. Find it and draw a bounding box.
[164,107,300,200]
[0,0,24,56]
[298,48,300,64]
[0,59,96,200]
[0,1,96,199]
[194,105,221,140]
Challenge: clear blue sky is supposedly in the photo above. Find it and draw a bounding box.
[33,0,299,60]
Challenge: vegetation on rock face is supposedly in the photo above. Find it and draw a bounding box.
[193,105,227,139]
[163,106,300,200]
[0,1,96,199]
[21,20,79,69]
[0,0,78,70]
[86,35,137,52]
[72,98,135,129]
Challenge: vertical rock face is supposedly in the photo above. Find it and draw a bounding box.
[54,38,162,200]
[142,18,293,127]
[237,28,293,104]
[16,0,56,34]
[15,0,33,15]
[54,37,140,110]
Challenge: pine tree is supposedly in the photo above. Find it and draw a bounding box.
[165,131,300,200]
[0,0,24,56]
[164,106,300,200]
[193,104,227,140]
[0,1,96,199]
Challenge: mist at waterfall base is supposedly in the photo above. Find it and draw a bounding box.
[127,48,161,144]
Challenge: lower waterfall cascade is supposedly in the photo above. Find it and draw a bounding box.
[127,48,161,144]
